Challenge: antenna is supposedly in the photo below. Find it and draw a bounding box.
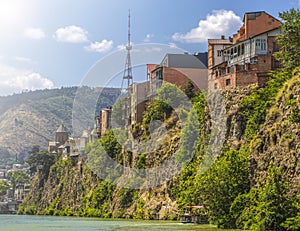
[121,9,133,90]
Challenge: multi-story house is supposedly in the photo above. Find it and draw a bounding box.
[150,53,208,93]
[208,11,282,90]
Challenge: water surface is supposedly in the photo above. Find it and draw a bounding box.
[0,215,231,231]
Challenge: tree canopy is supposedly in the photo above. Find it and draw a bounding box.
[275,8,300,71]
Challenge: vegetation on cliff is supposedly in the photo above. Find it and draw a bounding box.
[19,8,300,231]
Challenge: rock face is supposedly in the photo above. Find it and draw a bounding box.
[21,86,256,218]
[23,157,99,215]
[21,75,300,219]
[250,76,300,190]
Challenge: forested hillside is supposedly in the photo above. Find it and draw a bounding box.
[0,87,120,167]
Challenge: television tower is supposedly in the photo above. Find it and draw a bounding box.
[121,9,133,90]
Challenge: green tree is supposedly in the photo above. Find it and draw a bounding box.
[156,83,187,109]
[232,162,291,230]
[26,148,55,180]
[7,170,30,198]
[99,130,122,160]
[282,194,300,230]
[183,81,195,99]
[256,164,291,231]
[197,149,250,228]
[142,83,188,133]
[275,8,300,71]
[0,180,8,196]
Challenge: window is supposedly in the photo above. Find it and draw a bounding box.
[256,39,261,48]
[217,50,222,57]
[221,68,226,76]
[226,79,231,86]
[273,41,279,52]
[261,39,267,50]
[256,38,267,51]
[227,67,230,74]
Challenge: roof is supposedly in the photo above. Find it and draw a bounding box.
[243,11,281,23]
[208,39,233,45]
[194,52,208,68]
[162,53,207,69]
[56,124,68,133]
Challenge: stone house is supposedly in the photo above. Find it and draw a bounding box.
[208,11,282,90]
[48,124,69,153]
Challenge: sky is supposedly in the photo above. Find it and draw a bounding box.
[0,0,298,96]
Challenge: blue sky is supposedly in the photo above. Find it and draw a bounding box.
[0,0,298,95]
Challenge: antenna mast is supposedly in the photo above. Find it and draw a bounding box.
[121,9,133,90]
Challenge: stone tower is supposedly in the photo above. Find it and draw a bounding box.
[55,124,68,146]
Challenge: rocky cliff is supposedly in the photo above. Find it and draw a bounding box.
[19,84,256,218]
[250,74,300,190]
[19,71,300,220]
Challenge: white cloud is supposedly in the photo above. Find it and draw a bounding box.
[169,43,178,48]
[117,44,126,50]
[54,25,88,43]
[14,56,33,63]
[0,64,53,96]
[85,39,113,53]
[132,46,163,53]
[172,10,242,43]
[24,27,46,40]
[144,34,154,42]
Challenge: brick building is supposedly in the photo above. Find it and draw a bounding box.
[95,107,112,137]
[208,11,282,90]
[150,53,208,93]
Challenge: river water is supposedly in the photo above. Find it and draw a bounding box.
[0,215,233,231]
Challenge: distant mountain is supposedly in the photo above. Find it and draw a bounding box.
[0,87,121,166]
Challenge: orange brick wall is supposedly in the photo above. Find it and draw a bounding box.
[208,44,214,69]
[245,13,281,39]
[163,68,208,91]
[234,12,281,43]
[164,68,195,89]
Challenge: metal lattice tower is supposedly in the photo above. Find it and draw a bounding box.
[121,9,133,90]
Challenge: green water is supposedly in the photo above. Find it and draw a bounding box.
[0,215,234,231]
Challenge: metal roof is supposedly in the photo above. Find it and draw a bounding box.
[161,53,207,69]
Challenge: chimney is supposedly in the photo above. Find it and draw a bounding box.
[221,35,225,40]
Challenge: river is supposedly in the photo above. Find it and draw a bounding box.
[0,215,235,231]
